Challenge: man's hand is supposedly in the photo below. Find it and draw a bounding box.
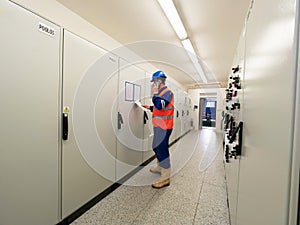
[142,105,150,110]
[152,85,158,94]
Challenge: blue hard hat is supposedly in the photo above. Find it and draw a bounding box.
[151,70,167,82]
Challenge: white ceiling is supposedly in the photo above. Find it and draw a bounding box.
[57,0,250,87]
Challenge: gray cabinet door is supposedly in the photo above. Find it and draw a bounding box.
[116,60,145,181]
[0,1,60,224]
[237,0,297,224]
[62,31,117,218]
[225,31,246,225]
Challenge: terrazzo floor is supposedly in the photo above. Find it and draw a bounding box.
[71,128,230,225]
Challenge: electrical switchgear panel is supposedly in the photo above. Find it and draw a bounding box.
[223,65,243,163]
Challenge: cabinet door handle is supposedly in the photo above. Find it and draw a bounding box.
[144,111,149,124]
[118,112,124,130]
[62,113,68,140]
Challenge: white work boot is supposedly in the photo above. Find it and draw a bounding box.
[150,160,161,174]
[152,167,170,189]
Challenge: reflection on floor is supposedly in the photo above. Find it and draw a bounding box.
[71,129,230,225]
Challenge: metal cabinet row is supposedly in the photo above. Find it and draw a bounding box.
[0,1,192,224]
[223,0,300,224]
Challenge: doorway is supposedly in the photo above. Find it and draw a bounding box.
[199,97,217,129]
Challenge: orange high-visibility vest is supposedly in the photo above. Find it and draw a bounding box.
[152,88,174,130]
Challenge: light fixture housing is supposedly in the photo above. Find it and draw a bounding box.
[157,0,187,40]
[158,0,208,83]
[182,39,208,83]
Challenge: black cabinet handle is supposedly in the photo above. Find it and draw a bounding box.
[225,145,230,163]
[118,112,124,129]
[229,121,243,156]
[62,113,68,140]
[144,111,149,124]
[237,122,243,156]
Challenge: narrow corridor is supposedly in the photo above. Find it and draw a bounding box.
[72,129,229,225]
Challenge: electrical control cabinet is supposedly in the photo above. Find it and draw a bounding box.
[174,89,183,140]
[61,30,117,218]
[224,0,300,224]
[223,31,245,225]
[174,88,181,139]
[0,1,193,224]
[116,59,145,180]
[0,1,61,224]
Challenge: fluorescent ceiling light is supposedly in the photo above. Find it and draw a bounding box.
[181,38,197,63]
[157,0,207,83]
[157,0,187,40]
[181,39,208,83]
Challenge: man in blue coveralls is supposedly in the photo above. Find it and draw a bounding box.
[143,70,174,189]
